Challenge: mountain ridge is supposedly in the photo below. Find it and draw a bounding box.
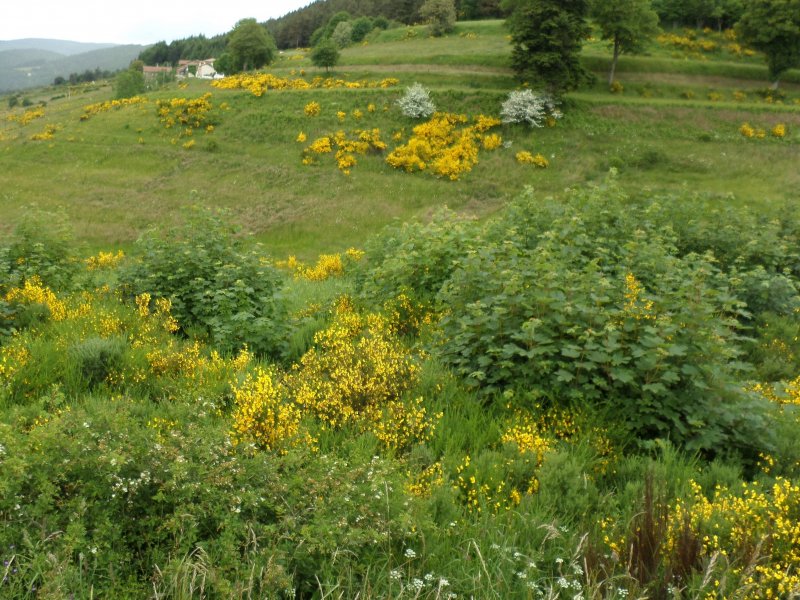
[0,40,146,93]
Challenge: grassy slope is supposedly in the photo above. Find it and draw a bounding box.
[0,20,798,258]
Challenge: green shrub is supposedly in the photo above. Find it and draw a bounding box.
[1,207,81,291]
[358,179,777,456]
[358,208,479,306]
[0,401,426,598]
[120,209,287,357]
[69,336,127,390]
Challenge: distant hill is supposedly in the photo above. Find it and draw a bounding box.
[0,40,146,93]
[0,39,119,56]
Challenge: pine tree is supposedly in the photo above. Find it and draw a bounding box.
[505,0,592,94]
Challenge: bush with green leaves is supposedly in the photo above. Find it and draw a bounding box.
[0,399,429,598]
[397,82,437,119]
[120,209,287,356]
[311,39,340,72]
[420,0,457,37]
[1,207,81,291]
[358,208,480,305]
[361,179,775,457]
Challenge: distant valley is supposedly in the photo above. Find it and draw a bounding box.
[0,38,146,93]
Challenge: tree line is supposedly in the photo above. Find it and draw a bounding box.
[506,0,799,94]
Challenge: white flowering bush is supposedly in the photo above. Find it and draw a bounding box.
[397,83,436,119]
[500,89,561,127]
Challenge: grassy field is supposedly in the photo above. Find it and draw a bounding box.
[1,20,798,258]
[2,20,800,599]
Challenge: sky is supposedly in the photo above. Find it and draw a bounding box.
[1,0,313,45]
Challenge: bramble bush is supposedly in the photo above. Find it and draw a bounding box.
[1,207,81,291]
[357,208,480,305]
[0,400,428,598]
[361,178,776,457]
[120,209,288,356]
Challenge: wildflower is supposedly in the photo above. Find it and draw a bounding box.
[296,131,307,143]
[304,101,321,117]
[516,151,549,167]
[404,548,417,559]
[771,123,786,138]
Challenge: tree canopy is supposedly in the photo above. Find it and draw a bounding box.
[228,18,277,73]
[420,0,458,37]
[505,0,592,94]
[311,40,341,72]
[736,0,800,88]
[591,0,660,85]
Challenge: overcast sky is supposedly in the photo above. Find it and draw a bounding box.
[1,0,312,45]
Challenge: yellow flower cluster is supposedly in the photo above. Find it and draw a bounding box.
[501,419,553,468]
[739,122,778,139]
[406,462,444,498]
[80,96,148,121]
[230,298,437,451]
[276,249,362,281]
[155,93,215,138]
[382,293,435,337]
[482,133,503,150]
[30,123,59,141]
[751,376,800,410]
[230,367,316,452]
[302,129,387,175]
[5,276,67,321]
[386,113,501,180]
[658,32,718,53]
[134,293,179,335]
[289,299,437,448]
[304,101,321,117]
[0,344,31,385]
[10,106,46,125]
[85,250,125,271]
[623,272,655,320]
[455,455,524,513]
[211,73,399,97]
[515,151,549,167]
[667,479,800,598]
[726,43,756,57]
[0,270,258,400]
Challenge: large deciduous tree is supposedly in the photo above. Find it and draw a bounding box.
[504,0,592,95]
[311,40,341,72]
[420,0,458,37]
[228,18,277,73]
[736,0,800,89]
[591,0,660,85]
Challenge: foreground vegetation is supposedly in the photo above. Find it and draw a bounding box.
[1,18,800,599]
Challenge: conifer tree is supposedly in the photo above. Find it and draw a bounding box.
[504,0,592,94]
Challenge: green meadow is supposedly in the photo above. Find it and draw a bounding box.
[1,19,800,599]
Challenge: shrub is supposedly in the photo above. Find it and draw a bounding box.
[500,89,560,127]
[434,184,774,457]
[120,209,287,356]
[1,207,81,291]
[70,336,127,390]
[358,208,480,305]
[331,21,354,48]
[397,83,436,119]
[420,0,456,37]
